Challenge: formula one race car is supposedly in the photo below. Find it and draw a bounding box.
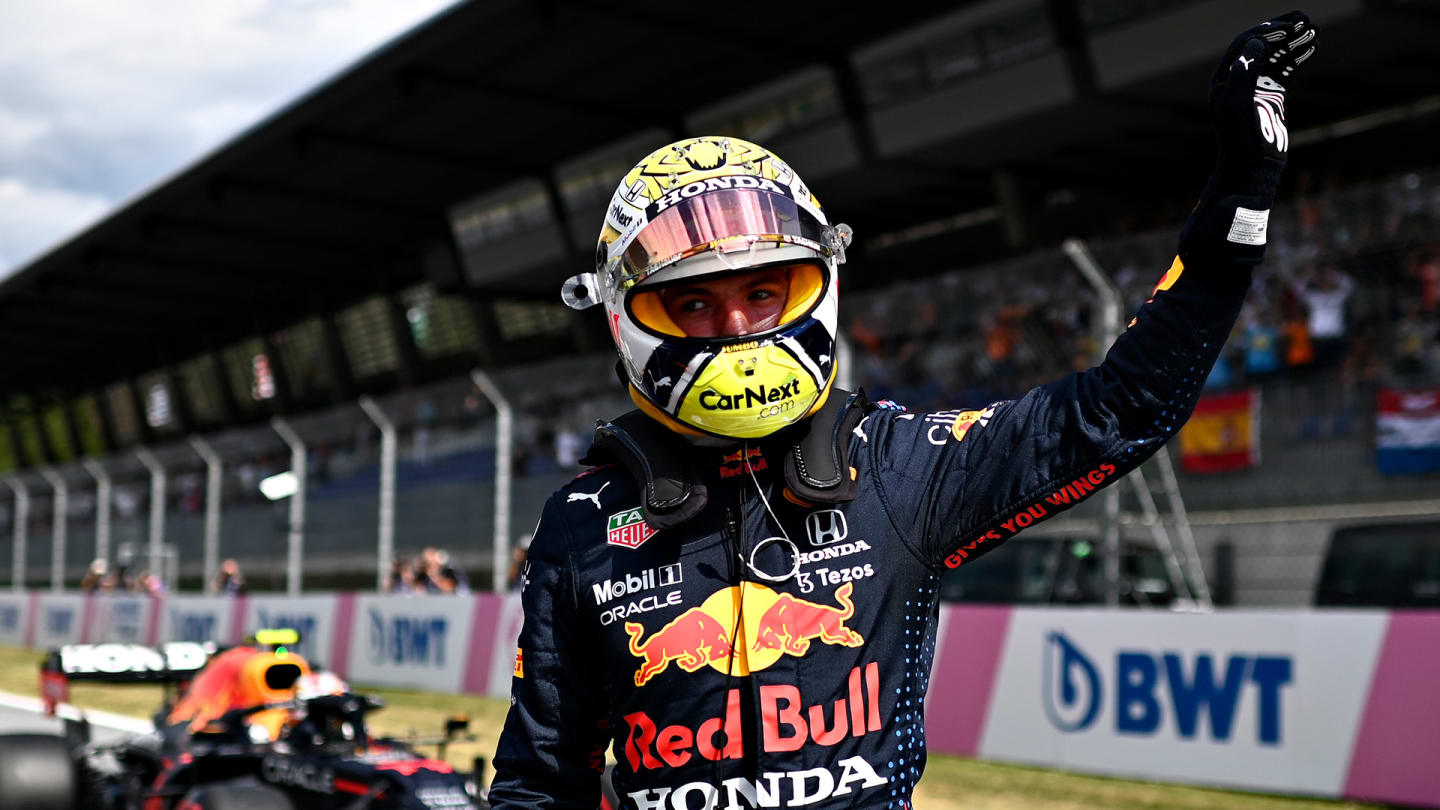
[0,630,487,810]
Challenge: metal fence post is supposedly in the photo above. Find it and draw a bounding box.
[358,397,397,593]
[470,369,512,593]
[39,468,67,592]
[271,417,307,597]
[81,459,112,567]
[1153,445,1214,608]
[4,477,29,591]
[1063,239,1125,606]
[134,449,167,583]
[189,436,223,594]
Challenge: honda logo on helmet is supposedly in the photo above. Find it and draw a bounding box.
[806,510,848,546]
[647,176,788,216]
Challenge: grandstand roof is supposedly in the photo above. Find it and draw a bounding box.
[3,0,1439,458]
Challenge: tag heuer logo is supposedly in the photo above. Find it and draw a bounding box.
[607,508,658,549]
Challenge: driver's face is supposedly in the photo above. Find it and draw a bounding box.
[659,267,791,338]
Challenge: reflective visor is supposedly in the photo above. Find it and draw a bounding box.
[618,189,830,291]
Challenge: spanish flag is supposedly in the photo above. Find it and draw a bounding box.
[1178,389,1261,474]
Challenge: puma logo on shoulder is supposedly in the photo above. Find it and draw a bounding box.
[567,481,610,510]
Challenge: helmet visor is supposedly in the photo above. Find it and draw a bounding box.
[617,188,831,291]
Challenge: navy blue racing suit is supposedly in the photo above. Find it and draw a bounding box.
[488,247,1252,809]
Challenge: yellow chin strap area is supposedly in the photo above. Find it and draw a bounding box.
[631,362,835,441]
[676,342,826,439]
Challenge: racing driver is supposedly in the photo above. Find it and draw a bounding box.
[491,12,1318,810]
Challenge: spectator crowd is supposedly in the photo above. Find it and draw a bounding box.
[847,169,1440,413]
[386,546,470,594]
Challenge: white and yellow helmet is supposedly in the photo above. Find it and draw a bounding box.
[563,136,852,442]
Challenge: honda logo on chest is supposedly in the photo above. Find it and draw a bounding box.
[806,510,848,546]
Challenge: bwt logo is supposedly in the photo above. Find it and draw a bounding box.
[112,602,142,641]
[256,611,316,655]
[173,612,217,643]
[1043,631,1293,745]
[46,609,74,637]
[368,610,448,667]
[0,606,17,631]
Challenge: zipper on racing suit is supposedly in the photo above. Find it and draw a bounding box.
[720,495,763,784]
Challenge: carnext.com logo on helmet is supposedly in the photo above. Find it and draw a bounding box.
[699,380,801,411]
[1042,631,1293,744]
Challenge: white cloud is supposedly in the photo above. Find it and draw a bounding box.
[0,0,457,279]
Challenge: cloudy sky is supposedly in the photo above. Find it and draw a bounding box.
[0,0,457,279]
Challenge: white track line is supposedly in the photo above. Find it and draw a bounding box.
[0,690,154,735]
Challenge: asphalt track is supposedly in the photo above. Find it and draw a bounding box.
[0,691,146,744]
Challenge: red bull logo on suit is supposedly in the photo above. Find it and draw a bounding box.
[624,583,865,686]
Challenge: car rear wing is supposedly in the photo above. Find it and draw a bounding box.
[39,642,214,714]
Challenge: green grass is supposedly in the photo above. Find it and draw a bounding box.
[0,645,1376,809]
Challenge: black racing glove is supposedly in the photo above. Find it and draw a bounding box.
[1179,10,1318,268]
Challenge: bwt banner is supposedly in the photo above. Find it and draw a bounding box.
[345,594,479,693]
[3,593,1435,807]
[242,595,338,666]
[923,606,1440,808]
[163,595,239,646]
[86,595,155,645]
[0,593,27,646]
[30,594,87,648]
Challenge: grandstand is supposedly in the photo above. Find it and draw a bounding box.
[2,0,1438,606]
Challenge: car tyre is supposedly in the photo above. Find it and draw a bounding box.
[0,733,82,810]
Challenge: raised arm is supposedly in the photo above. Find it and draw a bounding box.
[866,12,1318,570]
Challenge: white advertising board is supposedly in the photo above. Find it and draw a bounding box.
[88,595,154,643]
[241,595,338,666]
[346,595,476,693]
[31,594,87,648]
[484,592,526,698]
[0,593,27,646]
[161,595,236,645]
[977,608,1389,795]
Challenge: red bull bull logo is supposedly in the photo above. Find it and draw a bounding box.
[624,583,864,686]
[751,582,863,656]
[625,611,734,686]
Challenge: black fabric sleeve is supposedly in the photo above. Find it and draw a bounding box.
[868,253,1250,571]
[489,496,608,809]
